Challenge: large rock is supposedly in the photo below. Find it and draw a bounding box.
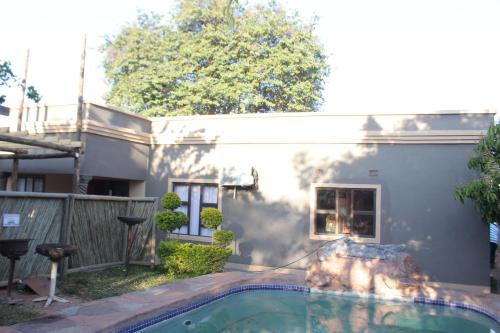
[306,238,425,296]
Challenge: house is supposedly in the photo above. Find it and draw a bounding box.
[0,103,495,292]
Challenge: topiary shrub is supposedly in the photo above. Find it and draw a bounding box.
[200,207,223,229]
[161,192,182,210]
[156,192,188,234]
[213,230,234,247]
[158,240,231,276]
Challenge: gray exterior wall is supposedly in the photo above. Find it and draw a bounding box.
[147,111,495,287]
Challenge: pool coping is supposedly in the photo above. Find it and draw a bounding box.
[1,271,499,333]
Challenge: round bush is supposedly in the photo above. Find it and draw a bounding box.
[200,208,223,229]
[161,192,182,210]
[156,210,187,233]
[213,230,234,247]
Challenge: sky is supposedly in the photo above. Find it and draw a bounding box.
[1,0,499,114]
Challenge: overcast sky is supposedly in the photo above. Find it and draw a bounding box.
[1,0,499,113]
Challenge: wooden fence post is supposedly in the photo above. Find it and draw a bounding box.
[59,195,75,275]
[122,199,132,263]
[150,198,159,268]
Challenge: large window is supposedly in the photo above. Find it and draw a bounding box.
[310,184,380,242]
[172,181,219,237]
[17,176,44,192]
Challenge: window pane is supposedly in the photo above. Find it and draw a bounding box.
[26,177,33,192]
[174,184,189,201]
[33,178,44,192]
[16,178,26,192]
[202,186,218,204]
[337,189,352,234]
[317,189,336,210]
[315,214,337,234]
[353,214,375,237]
[353,190,375,211]
[173,205,188,234]
[189,185,201,235]
[200,227,213,237]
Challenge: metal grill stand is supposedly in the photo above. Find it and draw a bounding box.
[33,243,77,307]
[117,216,147,275]
[0,239,31,304]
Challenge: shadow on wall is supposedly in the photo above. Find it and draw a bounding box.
[228,113,489,286]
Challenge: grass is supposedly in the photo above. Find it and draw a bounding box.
[0,303,40,326]
[59,264,173,300]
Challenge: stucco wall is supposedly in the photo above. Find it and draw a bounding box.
[147,111,494,287]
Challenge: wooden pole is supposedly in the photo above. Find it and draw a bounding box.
[12,49,30,192]
[0,133,79,152]
[11,159,19,191]
[17,49,30,132]
[77,35,86,141]
[72,150,80,194]
[0,152,75,160]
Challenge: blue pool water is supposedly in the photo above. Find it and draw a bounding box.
[140,290,499,333]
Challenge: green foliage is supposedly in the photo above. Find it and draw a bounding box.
[159,240,232,276]
[102,0,329,116]
[156,192,188,233]
[454,124,500,223]
[156,210,188,233]
[200,207,223,229]
[0,60,41,105]
[161,192,182,210]
[213,229,233,246]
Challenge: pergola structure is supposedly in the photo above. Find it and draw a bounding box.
[0,131,83,193]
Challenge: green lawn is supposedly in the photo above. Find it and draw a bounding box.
[59,264,173,300]
[0,303,39,326]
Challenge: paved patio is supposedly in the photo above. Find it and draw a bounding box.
[0,270,499,333]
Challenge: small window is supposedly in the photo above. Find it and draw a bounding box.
[17,175,44,192]
[172,182,219,237]
[311,184,380,242]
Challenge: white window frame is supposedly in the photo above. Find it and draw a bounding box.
[310,183,381,243]
[167,178,222,243]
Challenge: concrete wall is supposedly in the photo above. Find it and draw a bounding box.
[147,111,495,287]
[81,133,149,180]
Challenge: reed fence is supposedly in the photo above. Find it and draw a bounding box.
[0,192,159,282]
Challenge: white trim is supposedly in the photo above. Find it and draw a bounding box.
[167,178,221,241]
[309,183,381,243]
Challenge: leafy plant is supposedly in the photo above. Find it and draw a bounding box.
[155,192,188,234]
[102,0,329,116]
[158,240,231,276]
[213,230,234,246]
[200,207,223,229]
[0,60,41,105]
[454,124,500,223]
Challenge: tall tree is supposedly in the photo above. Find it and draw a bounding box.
[102,0,329,116]
[454,124,500,223]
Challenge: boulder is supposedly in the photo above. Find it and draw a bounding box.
[306,238,425,296]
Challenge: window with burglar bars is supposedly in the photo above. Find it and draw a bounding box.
[311,184,380,241]
[172,182,219,237]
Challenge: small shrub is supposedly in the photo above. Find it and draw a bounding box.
[156,210,186,233]
[159,240,232,276]
[161,192,182,210]
[200,207,223,229]
[156,192,188,234]
[213,230,234,247]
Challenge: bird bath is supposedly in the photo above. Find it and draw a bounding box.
[33,243,77,307]
[117,216,147,275]
[0,239,31,303]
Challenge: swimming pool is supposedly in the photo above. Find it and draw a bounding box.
[124,286,499,333]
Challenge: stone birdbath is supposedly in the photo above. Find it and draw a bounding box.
[0,239,31,303]
[117,216,147,275]
[33,243,77,307]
